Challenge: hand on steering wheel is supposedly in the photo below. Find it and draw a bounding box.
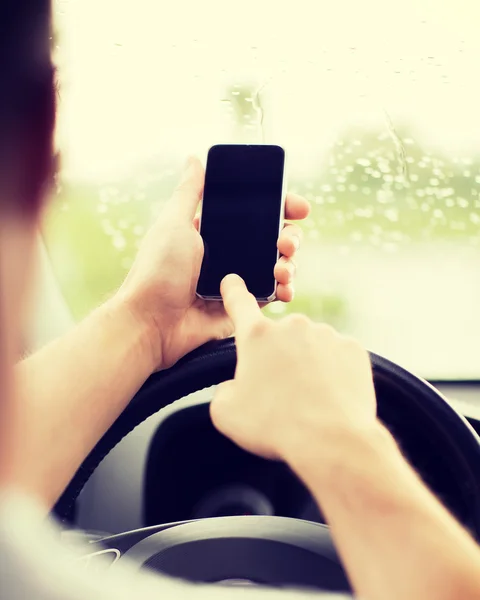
[211,273,378,463]
[116,157,310,371]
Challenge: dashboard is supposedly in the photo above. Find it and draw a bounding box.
[144,402,323,526]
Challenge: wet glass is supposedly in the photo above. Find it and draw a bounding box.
[44,0,480,379]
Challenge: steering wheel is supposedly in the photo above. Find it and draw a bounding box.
[55,338,480,593]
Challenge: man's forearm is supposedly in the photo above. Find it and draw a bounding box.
[286,423,480,600]
[9,298,155,508]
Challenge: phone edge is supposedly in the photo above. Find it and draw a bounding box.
[196,144,288,303]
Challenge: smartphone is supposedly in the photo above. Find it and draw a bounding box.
[196,144,286,302]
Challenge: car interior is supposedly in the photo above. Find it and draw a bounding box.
[28,0,480,593]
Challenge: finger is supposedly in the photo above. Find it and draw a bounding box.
[220,274,263,333]
[274,256,296,285]
[277,223,303,257]
[284,192,310,221]
[193,214,200,231]
[212,379,235,404]
[275,283,294,303]
[210,380,236,432]
[169,156,205,222]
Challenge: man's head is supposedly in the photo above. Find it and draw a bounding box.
[0,0,55,474]
[0,0,55,307]
[0,0,55,217]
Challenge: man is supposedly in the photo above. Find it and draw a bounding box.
[1,2,480,600]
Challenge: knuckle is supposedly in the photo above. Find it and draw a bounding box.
[174,179,190,195]
[285,313,311,328]
[316,322,337,337]
[222,290,233,306]
[247,318,270,339]
[174,179,201,200]
[287,225,303,242]
[280,256,296,273]
[342,335,367,355]
[293,225,303,240]
[274,258,295,283]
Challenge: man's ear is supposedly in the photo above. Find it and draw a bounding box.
[23,65,57,216]
[0,62,56,221]
[0,0,56,218]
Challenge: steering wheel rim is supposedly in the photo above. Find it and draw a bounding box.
[55,338,480,540]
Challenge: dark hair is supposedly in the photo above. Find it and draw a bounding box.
[0,0,56,216]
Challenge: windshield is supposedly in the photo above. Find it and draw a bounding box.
[44,0,480,380]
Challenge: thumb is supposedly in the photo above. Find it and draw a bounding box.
[170,156,205,222]
[210,379,236,434]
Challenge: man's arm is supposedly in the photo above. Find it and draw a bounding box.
[6,159,307,509]
[286,423,480,600]
[10,298,154,508]
[211,274,480,600]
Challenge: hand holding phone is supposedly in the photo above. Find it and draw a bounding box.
[196,144,287,302]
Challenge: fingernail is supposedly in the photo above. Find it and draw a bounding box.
[222,273,240,285]
[292,236,300,250]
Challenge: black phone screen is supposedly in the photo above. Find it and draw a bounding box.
[197,144,285,300]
